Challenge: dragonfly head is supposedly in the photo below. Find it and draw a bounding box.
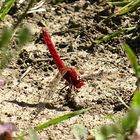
[61,67,84,89]
[74,79,84,88]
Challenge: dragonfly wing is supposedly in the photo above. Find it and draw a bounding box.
[45,72,62,101]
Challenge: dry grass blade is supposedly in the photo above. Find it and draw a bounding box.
[30,0,45,10]
[18,66,32,82]
[114,92,130,109]
[27,0,46,14]
[27,8,46,14]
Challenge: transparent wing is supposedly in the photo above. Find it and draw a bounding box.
[45,72,62,102]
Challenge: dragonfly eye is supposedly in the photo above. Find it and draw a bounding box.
[75,79,84,88]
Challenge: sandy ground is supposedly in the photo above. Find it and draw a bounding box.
[0,0,139,139]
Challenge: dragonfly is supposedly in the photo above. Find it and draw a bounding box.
[41,27,84,102]
[42,27,84,88]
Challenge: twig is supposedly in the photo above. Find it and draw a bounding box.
[18,66,32,82]
[114,92,130,109]
[28,0,45,12]
[27,8,46,14]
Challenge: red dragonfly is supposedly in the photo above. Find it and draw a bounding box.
[42,27,84,90]
[41,27,84,102]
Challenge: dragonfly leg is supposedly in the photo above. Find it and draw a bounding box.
[59,84,69,93]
